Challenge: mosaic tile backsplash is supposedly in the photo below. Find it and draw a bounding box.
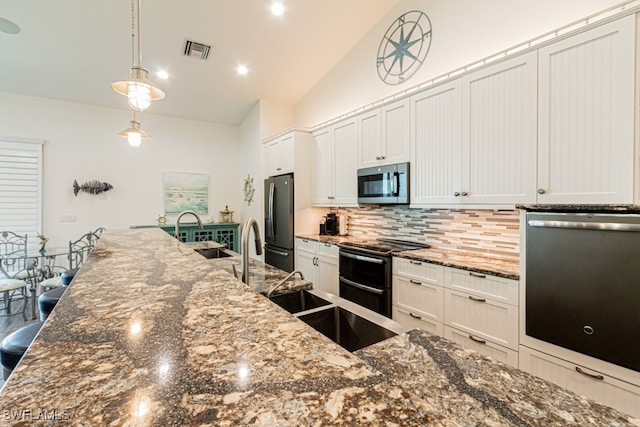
[339,207,520,260]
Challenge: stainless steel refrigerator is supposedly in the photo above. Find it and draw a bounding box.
[264,173,294,272]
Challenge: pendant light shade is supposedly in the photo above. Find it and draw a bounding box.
[119,118,149,147]
[112,0,165,112]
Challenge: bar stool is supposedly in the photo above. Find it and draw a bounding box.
[38,286,67,321]
[0,321,43,379]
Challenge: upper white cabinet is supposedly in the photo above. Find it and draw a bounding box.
[411,79,463,205]
[264,130,310,178]
[411,52,537,206]
[311,118,358,206]
[357,98,410,168]
[537,16,635,204]
[462,51,538,205]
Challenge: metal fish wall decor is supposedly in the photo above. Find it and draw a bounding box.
[73,179,114,197]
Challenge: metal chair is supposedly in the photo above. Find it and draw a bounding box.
[40,231,100,292]
[0,232,30,319]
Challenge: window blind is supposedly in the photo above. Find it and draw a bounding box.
[0,137,43,252]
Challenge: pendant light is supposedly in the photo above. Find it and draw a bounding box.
[112,0,165,112]
[119,112,149,147]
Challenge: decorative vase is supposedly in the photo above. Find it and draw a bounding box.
[39,244,46,254]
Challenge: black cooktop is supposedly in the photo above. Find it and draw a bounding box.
[339,238,430,256]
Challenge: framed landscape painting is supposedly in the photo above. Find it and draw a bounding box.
[163,171,209,214]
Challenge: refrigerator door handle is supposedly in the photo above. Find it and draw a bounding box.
[268,182,275,240]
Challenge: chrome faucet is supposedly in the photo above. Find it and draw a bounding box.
[241,217,263,286]
[267,270,305,297]
[175,210,203,240]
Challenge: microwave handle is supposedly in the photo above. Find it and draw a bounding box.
[392,172,399,196]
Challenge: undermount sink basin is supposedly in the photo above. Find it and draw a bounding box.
[298,306,397,352]
[268,290,331,314]
[194,247,234,259]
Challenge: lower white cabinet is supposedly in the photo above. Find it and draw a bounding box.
[445,326,518,367]
[519,345,640,418]
[295,238,339,295]
[392,257,520,367]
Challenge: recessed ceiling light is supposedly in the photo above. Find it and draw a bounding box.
[237,65,248,75]
[271,2,285,16]
[156,70,169,80]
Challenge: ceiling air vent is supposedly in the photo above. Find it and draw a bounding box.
[184,40,211,60]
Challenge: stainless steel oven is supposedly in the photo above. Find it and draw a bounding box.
[339,245,392,318]
[338,238,430,319]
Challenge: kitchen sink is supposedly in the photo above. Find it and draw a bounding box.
[194,247,234,259]
[268,290,331,314]
[297,306,397,352]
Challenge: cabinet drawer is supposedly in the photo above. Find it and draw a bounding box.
[444,326,518,368]
[519,346,640,418]
[444,289,518,350]
[296,238,317,254]
[393,274,443,322]
[393,257,444,286]
[444,267,518,305]
[317,242,338,259]
[393,306,443,336]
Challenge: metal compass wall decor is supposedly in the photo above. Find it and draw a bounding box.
[376,10,432,85]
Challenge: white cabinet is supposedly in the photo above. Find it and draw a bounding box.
[536,16,635,204]
[295,238,339,295]
[443,267,519,356]
[358,98,410,168]
[411,51,537,206]
[263,130,310,178]
[410,79,463,205]
[392,258,444,335]
[311,118,358,206]
[519,346,640,418]
[461,51,538,205]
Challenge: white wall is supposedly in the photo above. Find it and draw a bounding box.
[295,0,625,127]
[0,92,242,248]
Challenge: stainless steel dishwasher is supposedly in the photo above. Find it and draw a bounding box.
[525,211,640,373]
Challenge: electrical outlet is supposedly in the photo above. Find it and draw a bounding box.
[59,214,77,223]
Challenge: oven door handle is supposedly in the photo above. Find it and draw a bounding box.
[339,251,385,264]
[340,276,384,295]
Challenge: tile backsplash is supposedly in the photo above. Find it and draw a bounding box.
[339,206,520,260]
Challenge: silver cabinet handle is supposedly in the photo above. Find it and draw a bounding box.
[468,295,486,303]
[409,312,422,320]
[575,366,604,380]
[528,220,640,233]
[340,251,384,264]
[454,192,461,197]
[380,155,385,159]
[328,196,335,200]
[469,335,486,344]
[339,276,384,295]
[461,191,468,196]
[409,279,422,285]
[409,260,422,265]
[323,243,332,247]
[376,156,381,160]
[469,272,486,279]
[276,167,282,171]
[537,188,546,194]
[266,247,289,257]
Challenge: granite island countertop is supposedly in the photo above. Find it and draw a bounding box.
[0,228,635,425]
[297,234,520,279]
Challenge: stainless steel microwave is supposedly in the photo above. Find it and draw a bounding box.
[357,162,409,205]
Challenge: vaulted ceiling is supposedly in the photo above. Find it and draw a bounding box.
[0,0,400,124]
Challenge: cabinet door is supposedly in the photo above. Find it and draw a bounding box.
[295,239,318,285]
[317,246,339,296]
[265,139,280,177]
[311,128,334,205]
[462,51,537,204]
[278,133,295,174]
[393,275,443,322]
[381,98,409,165]
[537,16,635,204]
[410,80,463,205]
[332,119,358,206]
[357,109,382,168]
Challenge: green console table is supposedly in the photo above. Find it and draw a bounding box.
[130,223,240,252]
